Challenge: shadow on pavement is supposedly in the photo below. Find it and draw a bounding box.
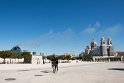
[108,68,124,71]
[17,70,30,71]
[5,78,16,81]
[40,70,52,73]
[34,75,43,76]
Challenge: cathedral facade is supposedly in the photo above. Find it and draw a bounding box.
[85,37,116,56]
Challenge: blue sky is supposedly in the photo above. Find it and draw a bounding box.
[0,0,124,55]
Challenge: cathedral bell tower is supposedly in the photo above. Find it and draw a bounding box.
[101,37,105,46]
[100,37,107,56]
[107,37,112,45]
[107,37,113,56]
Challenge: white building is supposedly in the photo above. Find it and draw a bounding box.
[85,37,116,56]
[31,53,43,64]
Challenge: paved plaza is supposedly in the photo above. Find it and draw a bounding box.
[0,62,124,83]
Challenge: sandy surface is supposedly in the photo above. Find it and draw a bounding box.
[0,62,124,83]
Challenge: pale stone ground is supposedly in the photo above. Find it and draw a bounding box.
[0,62,124,83]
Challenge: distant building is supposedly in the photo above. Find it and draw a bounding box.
[85,37,116,56]
[84,37,120,61]
[31,52,43,64]
[10,45,22,55]
[0,46,23,64]
[10,47,43,64]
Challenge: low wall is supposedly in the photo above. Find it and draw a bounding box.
[0,58,24,64]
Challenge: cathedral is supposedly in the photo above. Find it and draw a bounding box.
[85,37,116,56]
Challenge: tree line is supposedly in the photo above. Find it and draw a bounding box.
[0,51,93,64]
[0,51,32,64]
[44,54,93,61]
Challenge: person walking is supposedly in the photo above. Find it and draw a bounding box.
[51,58,58,73]
[55,59,58,71]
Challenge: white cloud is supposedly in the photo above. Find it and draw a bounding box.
[18,30,54,47]
[18,28,75,47]
[95,21,100,27]
[80,21,100,37]
[52,28,75,46]
[19,23,122,49]
[81,22,123,38]
[104,24,122,36]
[82,27,96,34]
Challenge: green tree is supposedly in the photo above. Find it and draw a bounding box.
[82,54,93,61]
[17,54,22,63]
[71,57,76,60]
[11,53,19,63]
[65,55,71,60]
[47,54,56,61]
[57,55,64,60]
[0,51,11,64]
[22,52,32,63]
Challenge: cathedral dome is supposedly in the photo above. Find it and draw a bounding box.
[91,39,97,45]
[11,45,22,54]
[108,37,111,41]
[107,37,112,45]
